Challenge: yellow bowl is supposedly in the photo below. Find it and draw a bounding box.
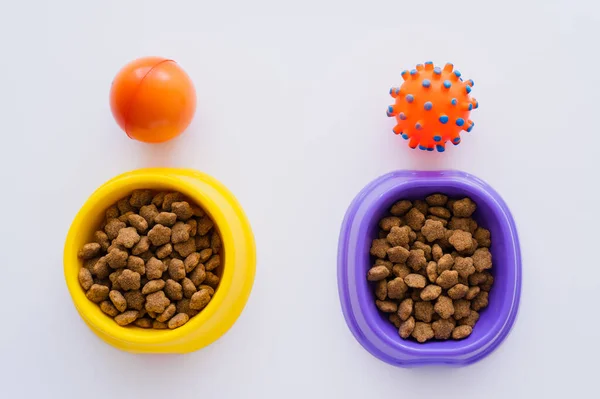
[64,168,256,353]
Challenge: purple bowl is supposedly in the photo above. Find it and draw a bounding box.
[337,170,521,367]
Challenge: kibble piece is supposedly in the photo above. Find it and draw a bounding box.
[370,238,391,258]
[386,246,409,264]
[405,208,425,231]
[188,264,206,287]
[146,257,166,280]
[154,212,177,227]
[171,201,193,221]
[78,243,101,259]
[397,316,415,338]
[168,313,190,329]
[453,299,472,319]
[190,288,212,310]
[412,321,434,343]
[118,269,141,291]
[93,231,110,251]
[182,277,197,299]
[471,291,489,311]
[118,211,135,223]
[199,248,213,263]
[459,238,479,256]
[429,207,451,219]
[436,270,459,289]
[167,258,185,281]
[145,291,171,313]
[385,226,409,248]
[127,214,148,234]
[469,272,488,286]
[156,303,177,322]
[379,216,402,231]
[184,252,201,273]
[390,200,412,216]
[165,279,183,301]
[412,241,432,261]
[452,325,473,340]
[139,204,159,227]
[78,268,94,291]
[431,244,443,261]
[434,295,455,319]
[480,272,494,291]
[472,248,492,272]
[389,313,402,328]
[426,261,438,283]
[420,284,442,301]
[453,256,475,279]
[129,190,153,207]
[432,318,455,340]
[109,290,127,312]
[162,192,184,211]
[147,224,171,246]
[413,200,428,215]
[460,311,480,328]
[142,279,165,295]
[210,231,221,253]
[448,230,473,252]
[449,217,478,234]
[376,300,398,313]
[463,286,480,301]
[205,255,220,272]
[150,192,165,208]
[174,238,196,257]
[414,301,434,322]
[109,269,123,290]
[83,256,100,271]
[473,227,491,247]
[406,249,427,271]
[100,300,120,317]
[171,221,191,244]
[127,256,145,275]
[367,266,390,282]
[131,236,150,256]
[397,298,414,321]
[155,243,173,259]
[387,278,408,299]
[117,198,134,214]
[197,217,214,236]
[448,284,469,300]
[436,229,454,251]
[427,215,448,227]
[176,298,199,317]
[421,219,446,242]
[86,284,109,303]
[392,264,411,279]
[193,234,209,249]
[105,205,119,220]
[425,194,448,206]
[105,219,126,240]
[124,290,145,310]
[404,273,426,288]
[114,310,138,326]
[369,280,385,302]
[186,219,198,237]
[113,227,140,249]
[134,318,153,328]
[153,321,168,329]
[453,198,477,217]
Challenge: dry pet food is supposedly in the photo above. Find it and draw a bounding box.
[78,190,222,329]
[368,194,493,343]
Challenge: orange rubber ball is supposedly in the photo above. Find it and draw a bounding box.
[110,56,196,143]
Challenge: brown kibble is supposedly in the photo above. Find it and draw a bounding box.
[397,298,414,321]
[176,298,199,317]
[127,256,145,275]
[141,279,165,295]
[131,236,150,256]
[398,316,415,338]
[432,244,443,261]
[448,284,469,300]
[404,273,426,288]
[100,300,120,317]
[211,231,221,253]
[109,290,127,312]
[117,198,134,214]
[427,215,448,227]
[105,248,128,269]
[78,268,94,291]
[429,206,451,219]
[124,290,145,310]
[459,238,479,256]
[154,212,177,227]
[155,243,173,259]
[129,190,153,207]
[171,201,193,221]
[453,198,477,217]
[387,278,408,299]
[390,200,412,216]
[78,243,101,259]
[197,217,214,236]
[86,284,109,303]
[162,192,184,211]
[145,291,171,313]
[376,300,398,313]
[473,227,491,247]
[118,211,135,223]
[165,279,183,301]
[379,216,402,231]
[449,217,478,234]
[153,321,168,329]
[436,229,454,251]
[184,253,201,274]
[117,269,141,291]
[188,264,206,286]
[411,289,423,302]
[167,258,185,281]
[146,257,167,280]
[190,288,212,310]
[139,204,159,226]
[151,192,166,208]
[109,269,123,290]
[421,219,446,242]
[405,208,425,231]
[115,310,138,326]
[434,295,455,319]
[412,241,432,261]
[420,284,442,301]
[205,255,221,273]
[186,219,198,236]
[204,272,220,288]
[481,273,494,291]
[105,205,119,220]
[94,231,110,251]
[414,301,434,322]
[134,318,153,328]
[459,310,480,327]
[448,230,473,252]
[453,256,475,279]
[389,313,402,328]
[174,238,196,257]
[452,325,473,340]
[432,318,455,339]
[127,214,148,234]
[105,219,126,240]
[367,265,390,281]
[412,321,434,343]
[453,299,471,319]
[465,286,481,300]
[469,272,488,286]
[199,248,213,263]
[387,246,410,263]
[406,249,427,271]
[156,303,177,322]
[386,226,411,247]
[370,238,390,258]
[471,291,489,311]
[425,194,448,206]
[426,261,438,283]
[147,224,172,246]
[472,248,492,272]
[413,200,429,215]
[168,313,190,329]
[182,278,197,298]
[436,270,459,289]
[171,221,191,244]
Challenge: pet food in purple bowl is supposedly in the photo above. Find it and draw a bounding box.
[337,170,521,367]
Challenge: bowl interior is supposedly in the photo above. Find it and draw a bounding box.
[357,182,518,356]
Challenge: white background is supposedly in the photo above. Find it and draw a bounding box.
[1,0,598,397]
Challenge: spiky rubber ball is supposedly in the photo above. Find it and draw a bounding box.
[387,62,478,152]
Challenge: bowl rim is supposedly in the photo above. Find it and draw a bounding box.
[64,168,255,350]
[337,170,521,366]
